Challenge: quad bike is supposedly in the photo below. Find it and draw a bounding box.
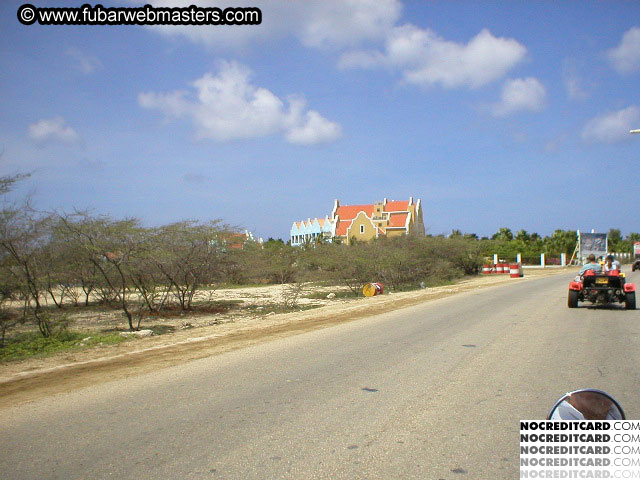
[567,269,635,309]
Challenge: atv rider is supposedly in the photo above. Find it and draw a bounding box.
[603,254,621,273]
[579,254,603,276]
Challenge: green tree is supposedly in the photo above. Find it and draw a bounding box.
[492,227,513,242]
[515,229,530,242]
[248,241,299,284]
[311,242,375,295]
[626,232,640,243]
[0,210,54,337]
[544,230,577,257]
[60,214,149,331]
[608,228,623,252]
[153,221,227,311]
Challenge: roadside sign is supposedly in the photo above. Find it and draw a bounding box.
[579,232,607,257]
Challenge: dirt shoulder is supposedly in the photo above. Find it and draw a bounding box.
[0,268,572,407]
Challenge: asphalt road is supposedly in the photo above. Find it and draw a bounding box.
[1,271,639,479]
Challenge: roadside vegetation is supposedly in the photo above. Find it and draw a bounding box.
[1,174,638,361]
[466,227,638,265]
[1,330,128,362]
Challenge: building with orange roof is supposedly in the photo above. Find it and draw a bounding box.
[290,197,424,246]
[332,197,424,245]
[215,230,263,250]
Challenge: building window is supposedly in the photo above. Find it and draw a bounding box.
[360,225,365,234]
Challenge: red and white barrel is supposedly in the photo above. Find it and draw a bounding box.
[362,282,384,297]
[482,264,492,275]
[495,264,503,274]
[509,264,519,278]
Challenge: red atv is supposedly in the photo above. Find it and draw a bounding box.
[568,270,635,309]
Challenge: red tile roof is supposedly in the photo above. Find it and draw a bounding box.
[224,232,249,249]
[335,204,374,220]
[388,212,409,228]
[385,200,409,211]
[335,219,350,236]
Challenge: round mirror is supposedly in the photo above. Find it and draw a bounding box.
[547,389,625,420]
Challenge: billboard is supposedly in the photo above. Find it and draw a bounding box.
[579,232,607,258]
[634,242,640,257]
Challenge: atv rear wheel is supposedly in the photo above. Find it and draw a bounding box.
[568,290,579,308]
[625,292,636,310]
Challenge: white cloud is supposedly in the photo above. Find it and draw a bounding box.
[581,106,640,143]
[340,25,527,89]
[144,0,401,50]
[564,75,588,101]
[492,77,547,117]
[298,0,401,49]
[28,117,80,144]
[338,50,387,69]
[608,27,640,74]
[139,61,342,145]
[284,99,343,145]
[65,47,102,74]
[143,1,525,92]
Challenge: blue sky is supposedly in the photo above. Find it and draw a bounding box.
[2,1,640,240]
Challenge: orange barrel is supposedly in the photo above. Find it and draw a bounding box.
[509,264,519,278]
[482,264,492,275]
[363,282,384,297]
[495,264,503,274]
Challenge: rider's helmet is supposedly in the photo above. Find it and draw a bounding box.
[606,254,614,261]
